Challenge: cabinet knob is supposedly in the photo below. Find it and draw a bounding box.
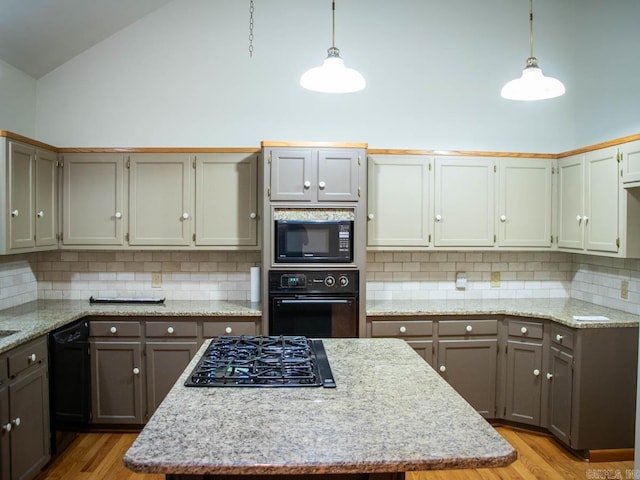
[12,418,20,427]
[182,213,190,220]
[10,209,18,217]
[249,212,257,219]
[546,373,553,380]
[520,326,528,334]
[133,368,140,375]
[439,365,446,373]
[465,325,473,332]
[576,215,583,223]
[318,181,326,189]
[435,214,442,222]
[367,213,374,220]
[533,369,540,376]
[583,216,589,224]
[2,423,11,433]
[27,353,37,363]
[114,212,122,219]
[110,326,117,334]
[225,326,233,334]
[37,211,44,218]
[555,334,564,342]
[500,214,507,222]
[167,326,175,334]
[303,180,311,189]
[399,326,407,334]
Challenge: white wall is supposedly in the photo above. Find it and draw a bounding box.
[31,0,604,152]
[0,59,36,137]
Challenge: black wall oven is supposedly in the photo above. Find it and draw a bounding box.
[268,270,358,338]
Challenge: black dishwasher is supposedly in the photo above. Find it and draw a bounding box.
[48,318,91,455]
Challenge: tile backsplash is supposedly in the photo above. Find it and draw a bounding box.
[0,250,638,315]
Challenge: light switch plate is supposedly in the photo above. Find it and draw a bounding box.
[455,272,467,290]
[490,272,501,288]
[621,280,629,299]
[151,272,162,288]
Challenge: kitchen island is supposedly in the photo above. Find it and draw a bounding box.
[123,338,516,479]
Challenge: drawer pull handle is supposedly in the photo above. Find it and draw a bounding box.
[520,326,528,334]
[546,373,553,380]
[225,326,233,334]
[439,365,446,373]
[133,368,140,375]
[12,418,20,428]
[27,353,37,363]
[465,325,473,332]
[533,369,540,376]
[110,326,117,334]
[249,212,257,219]
[2,423,11,433]
[167,326,175,334]
[555,334,564,342]
[399,326,407,334]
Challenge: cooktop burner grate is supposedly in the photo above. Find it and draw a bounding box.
[184,335,335,388]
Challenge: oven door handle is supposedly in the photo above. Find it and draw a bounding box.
[279,299,352,305]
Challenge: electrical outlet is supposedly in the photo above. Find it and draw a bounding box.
[621,280,629,299]
[151,272,162,288]
[490,272,501,288]
[455,272,467,290]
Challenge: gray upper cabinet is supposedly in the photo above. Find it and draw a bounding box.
[62,153,126,246]
[195,153,259,246]
[267,147,363,202]
[128,154,193,246]
[1,139,58,254]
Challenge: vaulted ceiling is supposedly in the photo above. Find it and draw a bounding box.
[0,0,173,78]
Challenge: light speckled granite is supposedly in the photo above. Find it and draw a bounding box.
[0,300,261,354]
[123,338,516,476]
[367,298,639,328]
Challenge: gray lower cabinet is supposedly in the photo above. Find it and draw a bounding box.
[545,342,573,444]
[369,318,434,366]
[0,337,50,480]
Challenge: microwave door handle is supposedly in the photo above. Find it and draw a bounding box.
[279,299,352,305]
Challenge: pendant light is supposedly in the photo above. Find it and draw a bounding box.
[300,0,365,93]
[501,0,565,101]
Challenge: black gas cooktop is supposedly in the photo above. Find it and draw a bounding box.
[184,335,336,388]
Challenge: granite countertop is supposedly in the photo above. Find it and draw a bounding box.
[367,298,639,328]
[0,299,261,354]
[123,338,516,476]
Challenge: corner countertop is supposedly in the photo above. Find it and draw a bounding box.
[123,338,516,476]
[367,298,639,328]
[0,299,261,355]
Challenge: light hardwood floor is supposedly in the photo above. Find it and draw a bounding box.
[35,427,633,480]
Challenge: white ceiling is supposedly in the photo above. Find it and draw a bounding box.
[0,0,174,78]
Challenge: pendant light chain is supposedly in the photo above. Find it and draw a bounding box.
[331,0,336,48]
[529,0,534,58]
[249,0,255,58]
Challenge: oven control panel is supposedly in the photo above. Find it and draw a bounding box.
[269,270,359,294]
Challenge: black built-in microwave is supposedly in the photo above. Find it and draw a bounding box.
[274,219,354,263]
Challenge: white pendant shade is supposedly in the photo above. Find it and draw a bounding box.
[501,58,566,101]
[300,48,366,93]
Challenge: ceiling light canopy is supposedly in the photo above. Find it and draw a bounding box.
[300,0,365,94]
[501,0,565,101]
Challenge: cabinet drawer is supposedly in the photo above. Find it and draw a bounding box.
[90,321,142,337]
[550,324,574,350]
[146,321,198,338]
[203,321,258,338]
[507,320,544,340]
[438,319,498,336]
[371,320,433,337]
[8,336,48,378]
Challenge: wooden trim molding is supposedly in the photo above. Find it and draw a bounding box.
[557,133,640,158]
[261,140,368,149]
[57,147,261,154]
[0,130,58,151]
[367,148,556,159]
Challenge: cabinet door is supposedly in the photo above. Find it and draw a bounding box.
[622,139,640,185]
[585,147,619,253]
[0,386,9,480]
[557,155,584,249]
[545,346,573,447]
[35,149,58,247]
[498,159,552,247]
[437,339,498,417]
[269,149,314,201]
[195,153,258,246]
[145,341,198,417]
[434,158,495,247]
[407,340,434,367]
[9,363,50,480]
[8,141,35,250]
[91,341,144,424]
[504,340,542,426]
[129,154,192,246]
[62,154,125,245]
[367,155,431,247]
[317,149,360,201]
